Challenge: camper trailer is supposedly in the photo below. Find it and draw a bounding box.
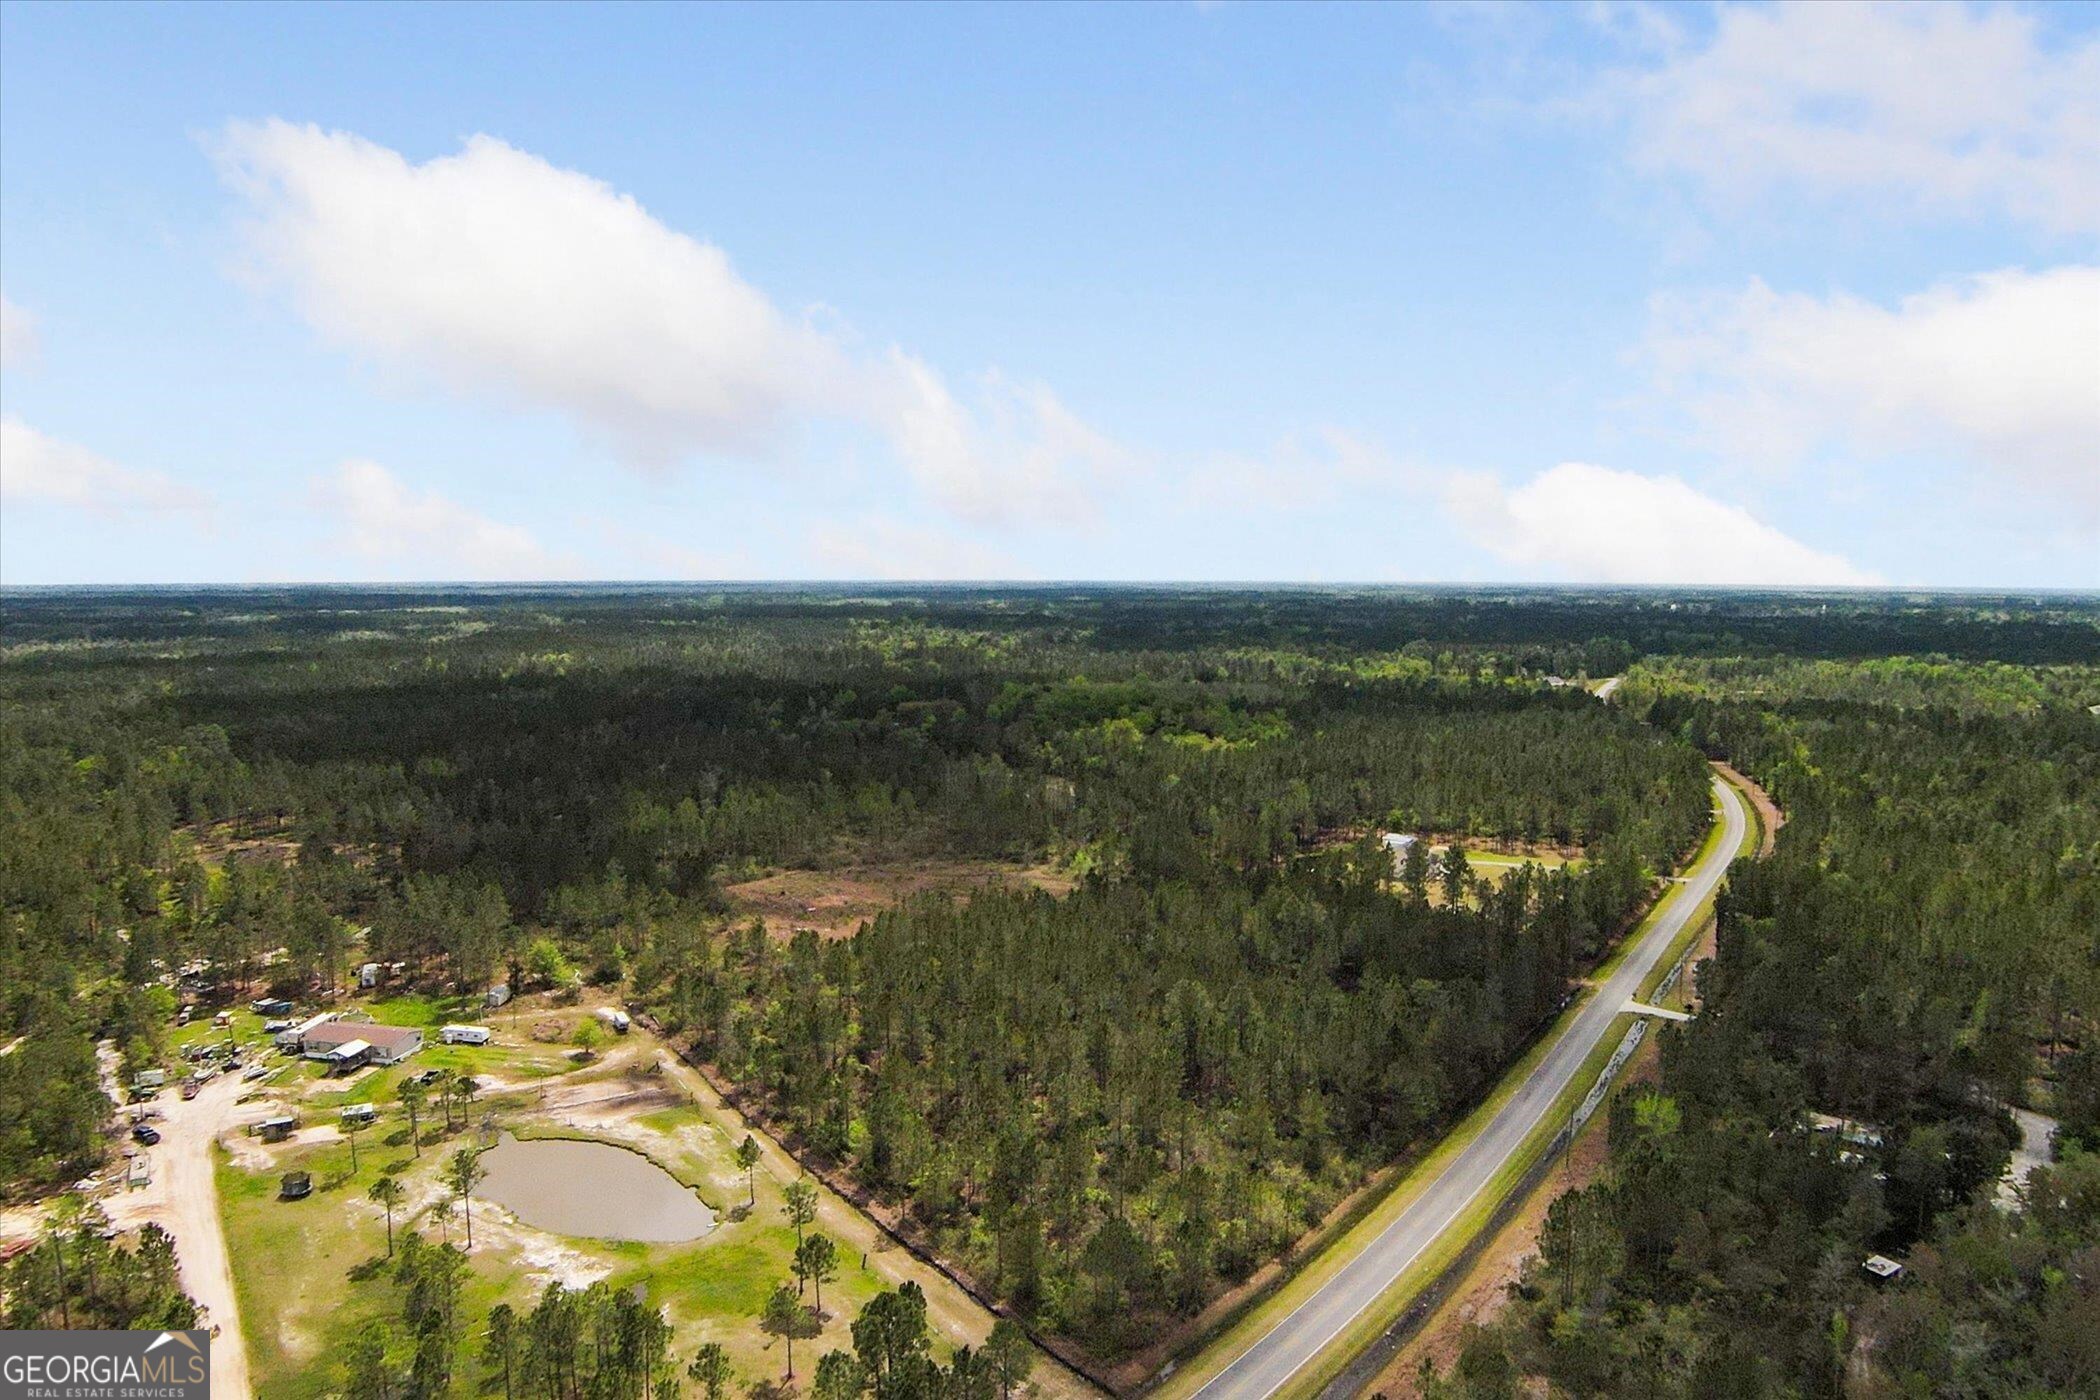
[440,1024,492,1046]
[595,1007,631,1035]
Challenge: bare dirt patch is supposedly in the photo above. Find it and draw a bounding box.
[723,859,1075,940]
[1714,761,1783,857]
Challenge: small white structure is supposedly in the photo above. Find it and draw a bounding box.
[358,962,381,990]
[278,1012,335,1051]
[485,983,512,1009]
[339,1103,377,1126]
[322,1039,371,1072]
[1862,1254,1904,1282]
[595,1007,631,1035]
[440,1024,491,1046]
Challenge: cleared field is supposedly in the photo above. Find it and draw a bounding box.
[722,858,1076,939]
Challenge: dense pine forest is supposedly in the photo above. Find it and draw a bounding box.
[2,586,2095,1391]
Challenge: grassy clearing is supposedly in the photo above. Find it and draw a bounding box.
[222,1038,912,1395]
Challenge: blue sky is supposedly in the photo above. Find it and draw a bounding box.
[2,1,2095,587]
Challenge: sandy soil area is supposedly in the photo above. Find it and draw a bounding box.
[106,1073,255,1399]
[722,859,1075,940]
[1713,761,1783,856]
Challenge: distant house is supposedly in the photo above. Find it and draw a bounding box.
[298,1020,423,1066]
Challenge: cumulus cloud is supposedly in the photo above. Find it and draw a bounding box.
[1445,461,1879,586]
[215,121,1126,525]
[314,459,572,580]
[0,417,211,514]
[1618,1,2100,234]
[1648,266,2100,517]
[0,295,37,370]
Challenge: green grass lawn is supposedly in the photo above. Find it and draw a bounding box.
[222,1063,909,1394]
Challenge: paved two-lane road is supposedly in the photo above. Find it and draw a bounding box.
[1189,774,1748,1400]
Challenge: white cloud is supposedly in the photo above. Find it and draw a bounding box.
[0,417,210,514]
[314,459,572,580]
[807,515,1020,580]
[0,295,37,370]
[1201,427,1410,512]
[216,121,1126,525]
[1618,1,2100,234]
[1445,461,1880,586]
[1648,266,2100,517]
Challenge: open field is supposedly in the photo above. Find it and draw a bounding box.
[722,858,1077,939]
[174,991,1039,1396]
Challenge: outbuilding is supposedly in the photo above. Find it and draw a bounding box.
[256,1115,298,1142]
[278,1013,335,1051]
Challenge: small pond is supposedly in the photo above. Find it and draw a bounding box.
[477,1133,716,1243]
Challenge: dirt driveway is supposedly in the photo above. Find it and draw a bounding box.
[108,1074,255,1399]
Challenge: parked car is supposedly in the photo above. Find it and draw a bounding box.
[179,1081,199,1101]
[130,1124,160,1145]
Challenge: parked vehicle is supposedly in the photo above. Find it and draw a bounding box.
[130,1124,160,1145]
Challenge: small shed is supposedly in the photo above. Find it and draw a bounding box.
[485,983,512,1009]
[256,1115,298,1142]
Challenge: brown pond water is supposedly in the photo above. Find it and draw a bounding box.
[478,1133,716,1243]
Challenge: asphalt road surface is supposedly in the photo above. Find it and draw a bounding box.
[1190,774,1748,1400]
